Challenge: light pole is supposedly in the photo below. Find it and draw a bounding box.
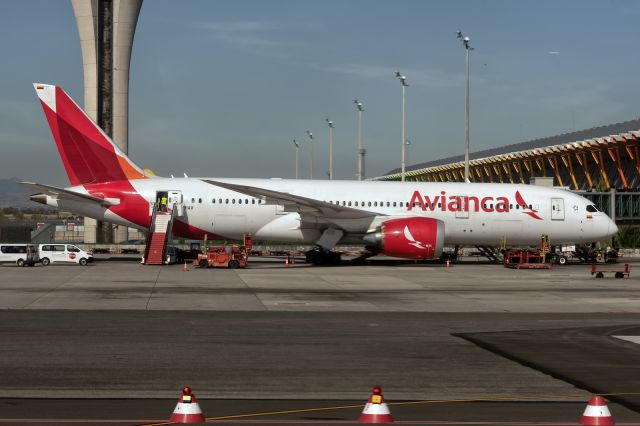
[293,139,299,179]
[354,99,365,180]
[395,71,408,181]
[306,130,314,179]
[405,139,411,167]
[457,31,473,183]
[325,118,334,180]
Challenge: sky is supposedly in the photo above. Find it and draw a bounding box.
[1,0,640,186]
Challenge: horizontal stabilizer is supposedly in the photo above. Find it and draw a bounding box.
[21,182,117,206]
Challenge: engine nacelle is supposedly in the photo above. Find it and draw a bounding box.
[364,217,445,260]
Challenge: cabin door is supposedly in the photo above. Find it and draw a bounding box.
[551,198,565,221]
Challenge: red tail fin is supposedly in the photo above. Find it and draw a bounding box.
[33,83,148,185]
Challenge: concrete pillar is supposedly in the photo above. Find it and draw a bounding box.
[113,0,142,155]
[71,0,143,245]
[71,0,99,122]
[610,188,616,222]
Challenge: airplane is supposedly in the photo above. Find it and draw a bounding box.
[24,83,617,265]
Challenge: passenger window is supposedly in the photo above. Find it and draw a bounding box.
[191,198,195,203]
[225,199,229,204]
[348,201,352,206]
[212,199,216,204]
[386,202,390,207]
[368,202,372,207]
[198,198,202,203]
[393,202,397,207]
[232,199,236,204]
[252,199,255,204]
[355,202,359,207]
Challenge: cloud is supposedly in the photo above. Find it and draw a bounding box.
[194,20,294,49]
[197,21,275,32]
[547,51,560,55]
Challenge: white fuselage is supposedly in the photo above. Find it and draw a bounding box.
[49,178,616,247]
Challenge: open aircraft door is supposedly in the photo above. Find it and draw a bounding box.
[551,198,565,220]
[168,190,184,215]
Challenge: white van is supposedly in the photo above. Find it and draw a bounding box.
[38,244,93,266]
[0,244,39,266]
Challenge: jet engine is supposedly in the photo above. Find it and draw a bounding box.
[363,217,445,259]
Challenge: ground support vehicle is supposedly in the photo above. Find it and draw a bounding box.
[591,263,630,279]
[503,249,552,269]
[194,245,248,269]
[549,244,618,265]
[0,244,39,266]
[38,244,93,266]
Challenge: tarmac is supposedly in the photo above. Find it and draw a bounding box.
[0,257,639,424]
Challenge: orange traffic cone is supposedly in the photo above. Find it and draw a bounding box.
[359,385,393,423]
[580,396,615,426]
[170,386,205,423]
[183,261,189,272]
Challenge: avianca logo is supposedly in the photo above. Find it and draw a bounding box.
[404,226,431,250]
[406,190,543,220]
[515,190,543,220]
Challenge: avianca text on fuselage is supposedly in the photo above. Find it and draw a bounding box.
[407,190,542,220]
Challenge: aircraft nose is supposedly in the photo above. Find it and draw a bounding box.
[609,219,618,237]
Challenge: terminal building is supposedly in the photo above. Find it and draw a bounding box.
[377,119,640,223]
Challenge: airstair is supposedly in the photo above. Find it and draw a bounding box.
[143,205,177,265]
[475,245,503,263]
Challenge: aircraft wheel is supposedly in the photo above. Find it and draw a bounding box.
[328,251,341,266]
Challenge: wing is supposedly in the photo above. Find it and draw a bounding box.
[202,179,379,220]
[21,182,117,206]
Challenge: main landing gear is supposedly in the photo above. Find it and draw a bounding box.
[305,248,342,266]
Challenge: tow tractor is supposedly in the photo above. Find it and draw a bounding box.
[194,234,252,269]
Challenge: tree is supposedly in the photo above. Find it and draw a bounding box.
[616,226,640,248]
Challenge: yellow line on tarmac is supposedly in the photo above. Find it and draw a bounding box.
[205,403,365,421]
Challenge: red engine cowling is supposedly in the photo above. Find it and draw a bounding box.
[366,217,445,260]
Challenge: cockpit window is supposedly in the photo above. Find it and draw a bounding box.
[586,205,599,213]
